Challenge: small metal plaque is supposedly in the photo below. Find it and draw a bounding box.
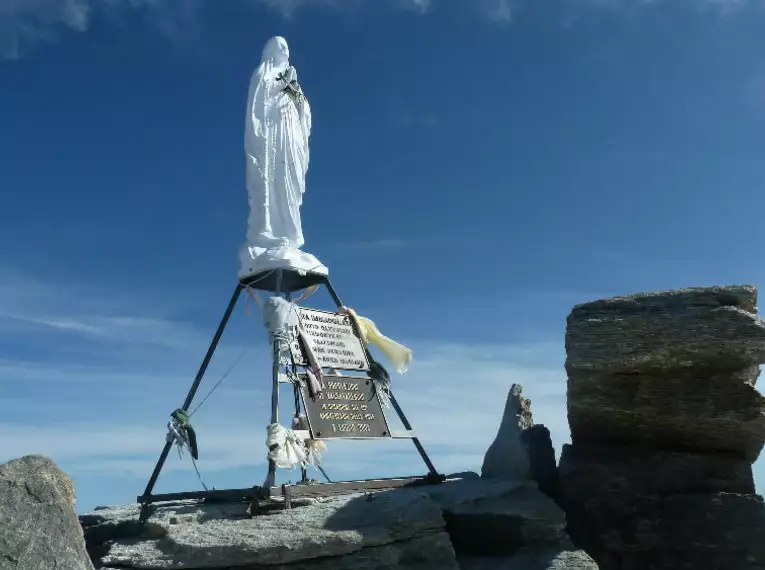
[290,307,370,372]
[299,375,391,439]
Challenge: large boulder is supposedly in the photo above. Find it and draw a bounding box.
[458,544,599,570]
[432,481,567,556]
[567,369,765,461]
[565,285,765,375]
[558,444,758,558]
[560,285,765,570]
[573,492,765,570]
[565,285,765,461]
[0,455,94,570]
[558,444,755,498]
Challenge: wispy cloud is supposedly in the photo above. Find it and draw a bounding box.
[568,0,760,14]
[488,0,513,23]
[340,238,409,251]
[3,0,761,60]
[0,268,569,511]
[0,339,569,510]
[0,0,424,59]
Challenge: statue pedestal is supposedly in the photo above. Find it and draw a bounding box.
[239,266,327,294]
[238,244,328,285]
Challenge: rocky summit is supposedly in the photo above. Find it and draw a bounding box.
[78,382,595,570]
[81,477,594,570]
[560,284,765,570]
[6,283,765,569]
[1,382,596,570]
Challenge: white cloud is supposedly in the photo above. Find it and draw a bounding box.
[3,0,761,60]
[341,239,409,251]
[0,268,568,510]
[0,342,569,508]
[406,0,431,14]
[570,0,759,13]
[488,0,513,22]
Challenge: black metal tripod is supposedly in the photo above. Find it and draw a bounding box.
[137,268,444,516]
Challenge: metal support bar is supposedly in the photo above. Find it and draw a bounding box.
[140,284,243,507]
[322,276,344,309]
[293,382,309,483]
[388,391,439,477]
[322,276,442,480]
[389,430,417,439]
[285,287,309,485]
[264,270,283,490]
[138,475,436,505]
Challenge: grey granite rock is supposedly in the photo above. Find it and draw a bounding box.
[566,286,765,375]
[84,478,580,570]
[558,443,760,563]
[481,384,532,483]
[94,489,453,569]
[521,425,559,501]
[481,385,560,500]
[566,369,765,460]
[571,492,765,570]
[441,483,568,557]
[558,444,755,498]
[87,480,532,569]
[560,285,765,570]
[0,455,94,570]
[458,541,598,570]
[569,285,757,316]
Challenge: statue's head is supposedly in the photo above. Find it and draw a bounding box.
[262,36,289,66]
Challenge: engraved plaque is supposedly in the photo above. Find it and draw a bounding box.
[290,307,370,371]
[299,375,390,439]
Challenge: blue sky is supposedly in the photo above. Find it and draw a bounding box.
[2,0,765,513]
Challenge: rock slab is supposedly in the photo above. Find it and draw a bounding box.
[458,543,599,570]
[560,285,765,570]
[83,477,596,570]
[0,455,94,570]
[565,285,765,374]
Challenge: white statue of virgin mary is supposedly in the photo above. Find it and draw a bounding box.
[239,36,328,279]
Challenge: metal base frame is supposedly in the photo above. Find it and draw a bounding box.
[137,269,443,520]
[138,474,446,506]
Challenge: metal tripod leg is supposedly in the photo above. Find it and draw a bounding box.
[139,284,243,507]
[264,338,280,489]
[320,276,442,481]
[264,270,284,490]
[388,392,439,477]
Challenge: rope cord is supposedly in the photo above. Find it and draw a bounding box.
[191,456,209,491]
[189,346,251,418]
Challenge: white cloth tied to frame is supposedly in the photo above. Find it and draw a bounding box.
[262,295,299,366]
[263,296,324,400]
[292,415,326,466]
[166,420,191,458]
[266,422,326,469]
[263,296,299,339]
[266,423,306,469]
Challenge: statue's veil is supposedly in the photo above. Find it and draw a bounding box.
[246,36,289,147]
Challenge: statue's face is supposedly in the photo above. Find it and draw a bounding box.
[276,37,289,60]
[263,36,290,65]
